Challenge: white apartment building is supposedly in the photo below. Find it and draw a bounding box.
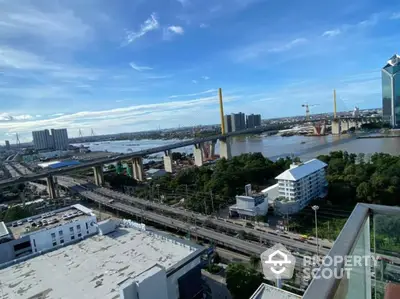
[32,129,52,150]
[32,128,69,151]
[274,159,327,215]
[51,128,69,150]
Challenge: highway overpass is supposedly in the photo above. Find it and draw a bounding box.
[0,126,274,192]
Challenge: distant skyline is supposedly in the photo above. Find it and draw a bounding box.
[0,0,399,142]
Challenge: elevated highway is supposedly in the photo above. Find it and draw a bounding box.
[0,127,273,189]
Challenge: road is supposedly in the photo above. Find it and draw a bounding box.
[58,175,330,255]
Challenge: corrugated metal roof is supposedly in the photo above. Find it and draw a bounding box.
[48,160,80,169]
[275,159,327,181]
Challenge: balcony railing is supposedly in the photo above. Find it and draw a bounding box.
[303,203,400,299]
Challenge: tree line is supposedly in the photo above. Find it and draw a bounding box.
[144,153,299,214]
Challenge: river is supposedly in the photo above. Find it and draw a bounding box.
[74,134,400,161]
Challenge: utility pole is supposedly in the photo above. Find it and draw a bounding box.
[286,213,290,232]
[98,202,102,221]
[210,191,215,214]
[312,205,320,261]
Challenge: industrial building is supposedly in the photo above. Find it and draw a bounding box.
[5,140,10,150]
[0,205,205,299]
[382,54,400,127]
[274,159,327,215]
[0,204,98,264]
[229,185,268,218]
[32,128,69,151]
[246,114,262,129]
[38,160,81,169]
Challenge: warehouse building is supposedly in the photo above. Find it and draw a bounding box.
[0,206,206,299]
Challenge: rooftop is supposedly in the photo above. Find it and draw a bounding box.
[7,204,94,239]
[275,159,327,181]
[0,226,200,299]
[0,221,10,239]
[384,54,400,67]
[250,283,302,299]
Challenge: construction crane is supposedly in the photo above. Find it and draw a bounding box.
[301,103,319,120]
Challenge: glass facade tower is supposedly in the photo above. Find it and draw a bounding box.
[382,54,400,127]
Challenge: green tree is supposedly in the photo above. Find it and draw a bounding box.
[356,182,371,201]
[0,206,32,223]
[226,264,264,299]
[249,255,261,269]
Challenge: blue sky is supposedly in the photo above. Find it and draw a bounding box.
[0,0,400,141]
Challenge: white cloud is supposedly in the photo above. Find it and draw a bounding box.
[51,113,65,117]
[0,2,91,47]
[322,29,341,37]
[168,26,184,35]
[202,76,210,80]
[122,13,159,46]
[0,113,33,121]
[199,23,209,28]
[129,62,153,72]
[169,89,216,99]
[192,80,198,84]
[0,95,238,137]
[390,12,400,20]
[177,0,190,6]
[268,38,308,53]
[0,46,102,81]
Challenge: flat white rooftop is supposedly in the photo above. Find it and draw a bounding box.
[250,283,302,299]
[0,227,198,299]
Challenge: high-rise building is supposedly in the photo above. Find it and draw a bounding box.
[5,140,10,150]
[32,128,69,151]
[231,112,246,132]
[246,114,262,129]
[32,129,52,150]
[51,128,69,150]
[224,114,232,133]
[382,54,400,127]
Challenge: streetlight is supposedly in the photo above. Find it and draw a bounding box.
[312,205,320,261]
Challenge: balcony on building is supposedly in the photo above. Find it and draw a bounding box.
[302,203,400,299]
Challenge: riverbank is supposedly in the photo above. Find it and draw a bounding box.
[356,135,400,139]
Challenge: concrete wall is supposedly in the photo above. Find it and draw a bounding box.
[0,235,31,264]
[137,266,169,299]
[163,150,173,173]
[167,257,201,299]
